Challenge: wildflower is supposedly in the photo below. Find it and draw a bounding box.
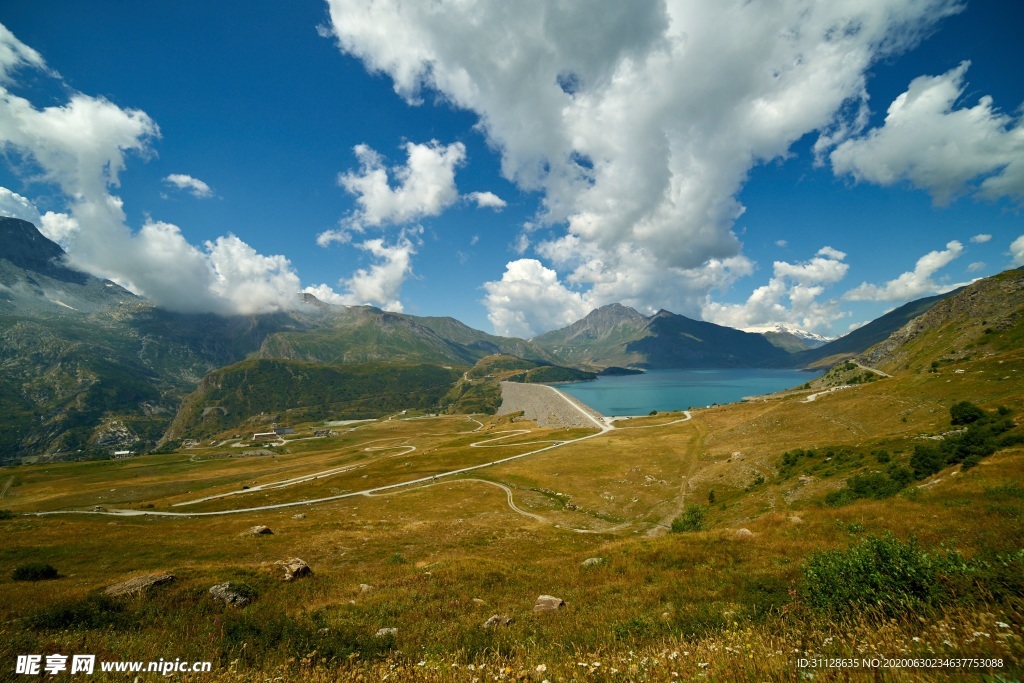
[996,622,1010,629]
[536,664,547,673]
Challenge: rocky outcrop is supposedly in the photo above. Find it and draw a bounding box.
[209,582,252,607]
[104,572,174,597]
[271,558,311,581]
[483,614,513,628]
[533,595,566,613]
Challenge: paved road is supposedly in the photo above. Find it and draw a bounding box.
[31,394,693,520]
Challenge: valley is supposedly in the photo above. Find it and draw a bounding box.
[1,217,1023,680]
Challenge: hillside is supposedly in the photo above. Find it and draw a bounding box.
[2,267,1021,679]
[166,358,462,440]
[534,304,789,369]
[531,303,649,368]
[780,290,956,369]
[0,218,308,459]
[0,218,573,459]
[859,267,1024,374]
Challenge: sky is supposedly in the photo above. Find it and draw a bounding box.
[1,1,1022,338]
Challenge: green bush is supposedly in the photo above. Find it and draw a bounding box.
[801,534,1024,618]
[28,594,127,630]
[12,562,58,581]
[801,534,943,617]
[950,401,985,425]
[671,504,707,532]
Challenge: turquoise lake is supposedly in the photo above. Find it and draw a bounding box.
[555,368,821,416]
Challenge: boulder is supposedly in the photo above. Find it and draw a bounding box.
[273,558,312,581]
[533,595,566,613]
[247,525,273,535]
[581,557,604,568]
[375,627,398,638]
[732,528,755,540]
[483,614,513,629]
[104,572,174,597]
[359,583,374,593]
[209,582,252,608]
[292,513,306,520]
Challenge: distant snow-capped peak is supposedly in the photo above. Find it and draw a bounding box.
[743,323,833,344]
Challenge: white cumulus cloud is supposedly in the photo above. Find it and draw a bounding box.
[970,233,991,243]
[467,191,506,210]
[845,240,964,302]
[1011,235,1024,267]
[307,228,422,312]
[0,186,40,223]
[339,140,465,228]
[164,173,214,198]
[830,62,1024,204]
[703,247,850,334]
[0,24,304,315]
[326,0,962,328]
[482,259,592,338]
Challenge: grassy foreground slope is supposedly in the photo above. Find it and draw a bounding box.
[1,271,1023,681]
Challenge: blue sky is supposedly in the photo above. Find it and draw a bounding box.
[1,1,1022,338]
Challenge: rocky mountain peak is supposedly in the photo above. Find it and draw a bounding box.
[0,216,87,284]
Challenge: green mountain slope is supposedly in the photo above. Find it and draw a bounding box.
[532,303,649,368]
[780,291,957,369]
[534,304,788,369]
[166,358,462,439]
[257,305,556,367]
[858,268,1024,374]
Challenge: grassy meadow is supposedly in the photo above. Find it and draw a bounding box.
[1,349,1022,681]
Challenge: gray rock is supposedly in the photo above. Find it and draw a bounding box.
[483,614,513,629]
[247,525,273,535]
[787,515,803,524]
[375,627,398,638]
[104,572,174,597]
[733,528,755,540]
[581,557,604,568]
[359,583,374,593]
[273,557,311,581]
[471,598,486,606]
[292,513,306,520]
[209,582,251,608]
[533,595,566,613]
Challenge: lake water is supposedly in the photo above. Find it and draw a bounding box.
[555,368,821,416]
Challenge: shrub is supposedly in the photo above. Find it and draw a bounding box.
[28,594,127,630]
[12,562,58,581]
[950,401,985,425]
[0,509,16,520]
[801,534,1024,619]
[671,504,707,532]
[910,445,944,479]
[801,534,942,617]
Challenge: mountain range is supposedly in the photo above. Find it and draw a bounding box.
[0,216,967,459]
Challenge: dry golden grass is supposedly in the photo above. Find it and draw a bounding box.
[1,350,1022,681]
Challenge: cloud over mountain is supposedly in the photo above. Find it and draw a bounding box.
[0,24,305,315]
[326,0,963,329]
